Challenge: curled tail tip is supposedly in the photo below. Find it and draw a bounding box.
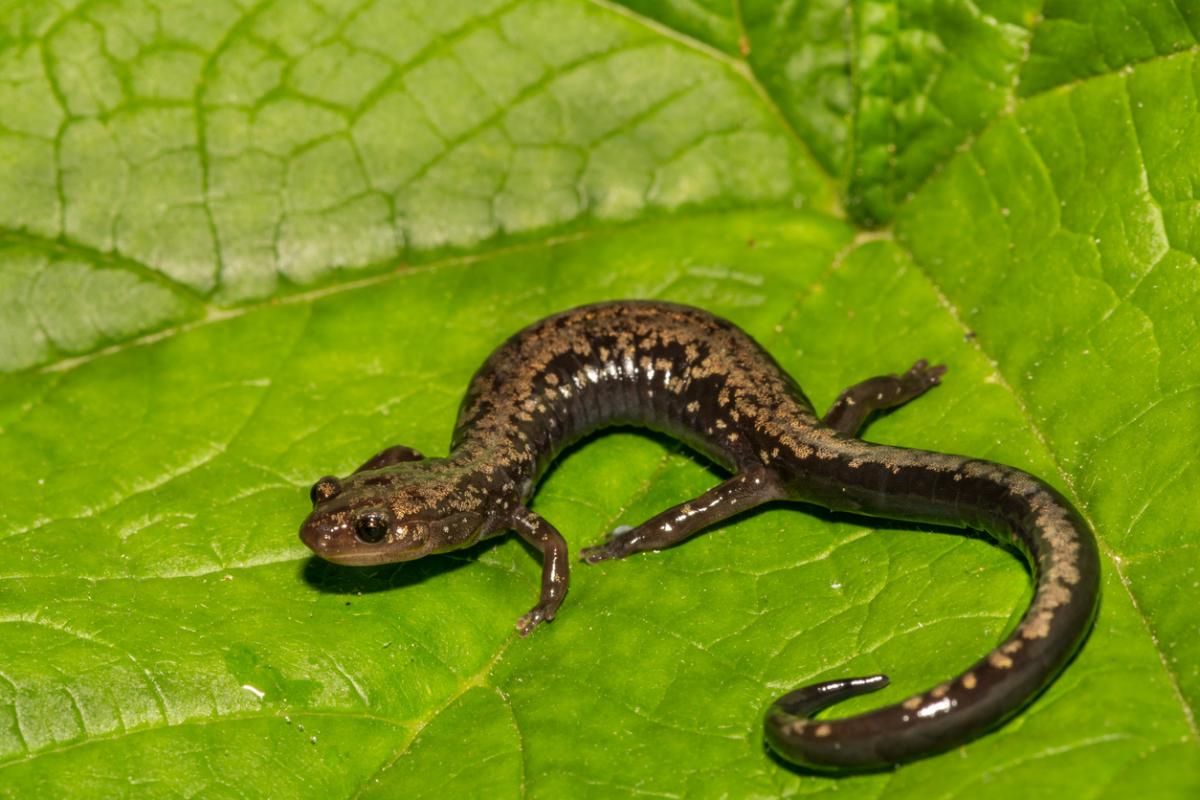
[765,674,892,771]
[770,673,889,718]
[854,673,889,690]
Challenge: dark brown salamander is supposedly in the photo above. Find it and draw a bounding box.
[300,300,1100,770]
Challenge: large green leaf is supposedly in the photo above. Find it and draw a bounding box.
[0,1,1196,797]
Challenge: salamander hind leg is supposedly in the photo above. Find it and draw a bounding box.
[822,360,947,437]
[581,468,783,564]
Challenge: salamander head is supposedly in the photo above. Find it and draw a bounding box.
[299,459,486,566]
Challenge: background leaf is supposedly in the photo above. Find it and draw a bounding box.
[1,0,1197,797]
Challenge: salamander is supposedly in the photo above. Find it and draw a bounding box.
[299,300,1100,770]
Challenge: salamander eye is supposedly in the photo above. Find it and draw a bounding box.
[354,511,390,544]
[310,476,341,506]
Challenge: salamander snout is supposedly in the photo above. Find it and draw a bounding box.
[299,499,416,565]
[300,485,489,567]
[300,458,491,566]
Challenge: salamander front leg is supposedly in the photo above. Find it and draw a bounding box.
[511,506,570,636]
[309,446,426,505]
[822,360,946,437]
[354,445,424,473]
[581,468,783,564]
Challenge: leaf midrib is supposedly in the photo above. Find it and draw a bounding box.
[15,207,801,380]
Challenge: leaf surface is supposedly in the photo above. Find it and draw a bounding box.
[0,1,1197,797]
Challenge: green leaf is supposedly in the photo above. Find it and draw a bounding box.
[1,1,1197,797]
[846,0,1039,226]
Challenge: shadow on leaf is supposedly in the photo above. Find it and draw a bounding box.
[300,535,507,595]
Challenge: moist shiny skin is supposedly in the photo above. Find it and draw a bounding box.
[299,300,1101,770]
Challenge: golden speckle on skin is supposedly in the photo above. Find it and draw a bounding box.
[1021,612,1054,639]
[778,433,814,460]
[814,724,832,738]
[903,697,923,711]
[1049,562,1081,586]
[962,672,977,690]
[687,401,699,413]
[931,683,950,699]
[989,652,1014,669]
[1002,639,1023,655]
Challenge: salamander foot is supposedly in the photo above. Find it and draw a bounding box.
[580,525,637,563]
[516,604,555,637]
